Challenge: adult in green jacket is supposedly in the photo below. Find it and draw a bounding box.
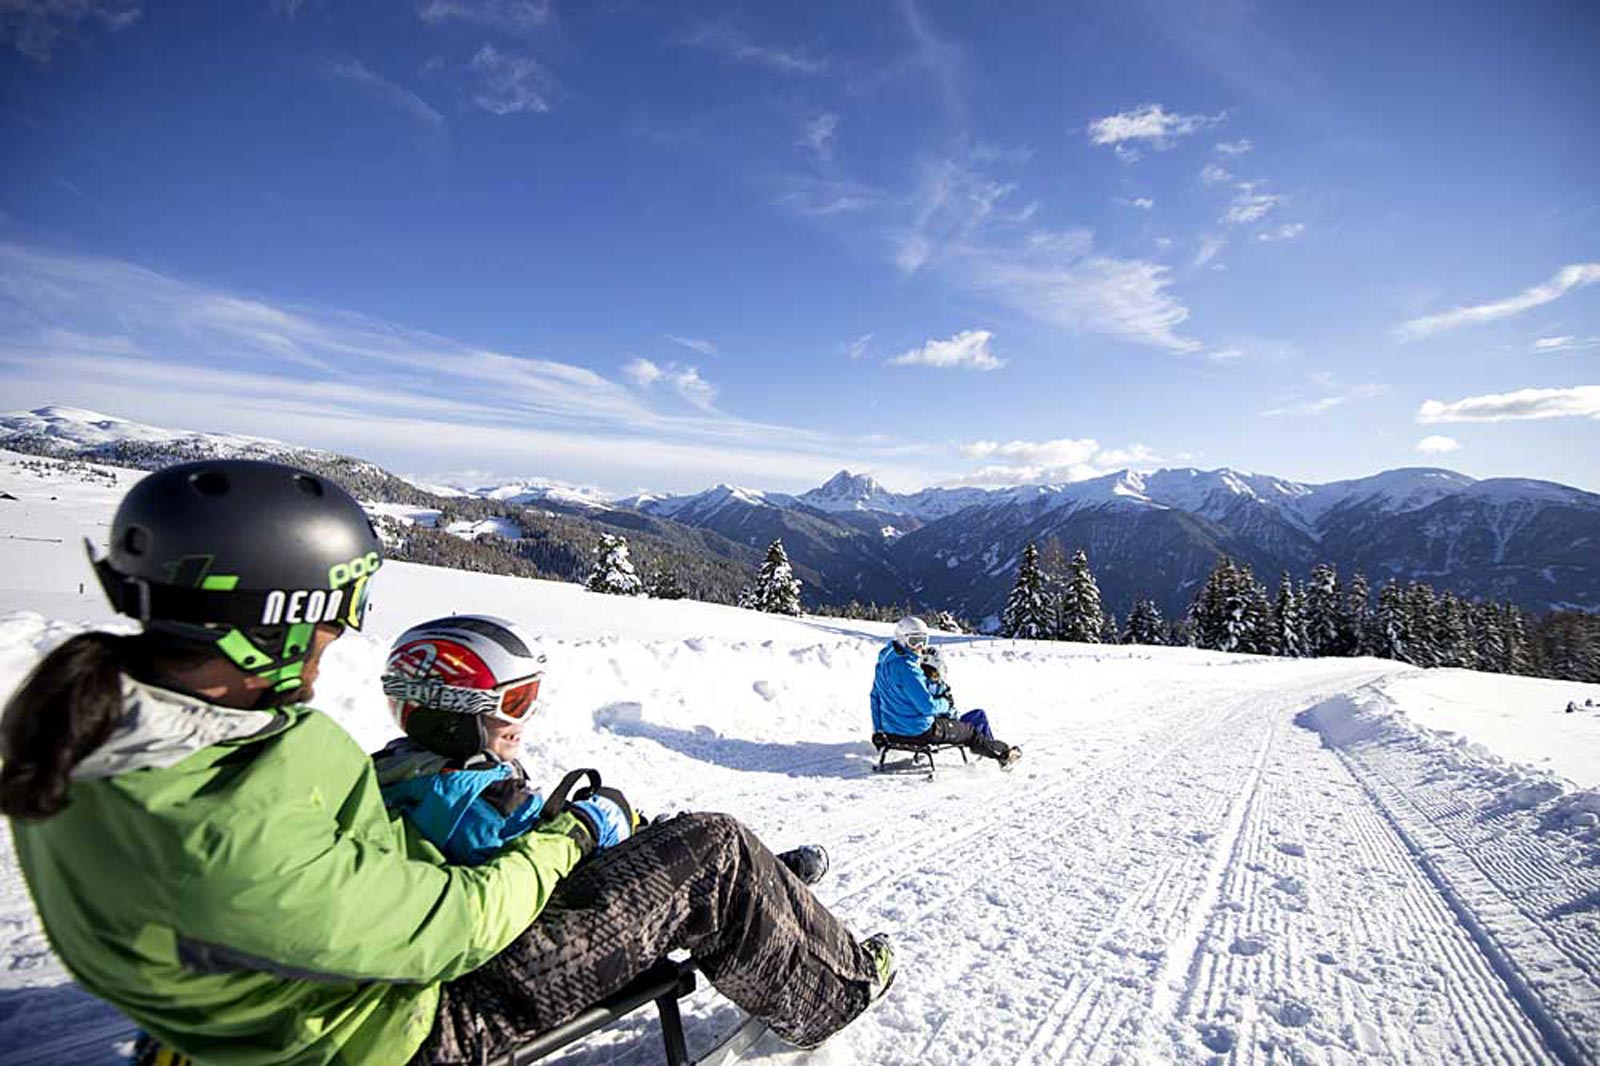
[1,460,891,1065]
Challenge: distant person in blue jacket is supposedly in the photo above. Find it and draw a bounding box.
[870,616,1020,767]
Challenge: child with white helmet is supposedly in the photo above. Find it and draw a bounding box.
[871,615,1020,767]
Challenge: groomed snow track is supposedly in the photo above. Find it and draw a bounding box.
[3,639,1597,1065]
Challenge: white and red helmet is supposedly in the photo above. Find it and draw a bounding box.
[382,615,544,759]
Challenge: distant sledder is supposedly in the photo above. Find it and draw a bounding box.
[870,616,1021,772]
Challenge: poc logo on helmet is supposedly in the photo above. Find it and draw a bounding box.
[328,551,381,589]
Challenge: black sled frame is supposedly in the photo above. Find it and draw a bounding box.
[489,957,697,1065]
[870,731,969,775]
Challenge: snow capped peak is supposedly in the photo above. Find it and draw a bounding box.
[636,482,771,519]
[798,469,898,513]
[470,480,613,510]
[2,405,291,451]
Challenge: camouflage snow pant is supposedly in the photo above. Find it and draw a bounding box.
[415,812,877,1063]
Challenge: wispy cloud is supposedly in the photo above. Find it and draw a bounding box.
[1394,264,1600,341]
[1223,182,1283,225]
[774,174,883,217]
[620,357,718,410]
[680,22,825,75]
[417,0,552,32]
[1416,435,1461,454]
[954,438,1161,485]
[1193,232,1226,268]
[0,241,942,492]
[1533,335,1600,353]
[1257,222,1305,242]
[800,112,839,164]
[1262,376,1385,417]
[1418,385,1600,423]
[2,0,139,61]
[1214,138,1253,155]
[326,58,448,137]
[1200,162,1232,186]
[843,333,873,360]
[664,334,717,357]
[1087,104,1222,161]
[468,44,555,114]
[889,329,1004,371]
[1116,196,1155,210]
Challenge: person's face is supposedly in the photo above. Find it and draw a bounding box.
[293,623,344,700]
[483,716,523,760]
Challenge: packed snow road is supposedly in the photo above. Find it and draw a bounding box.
[0,455,1597,1064]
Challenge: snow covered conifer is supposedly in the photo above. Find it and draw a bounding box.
[1374,581,1410,662]
[1124,598,1166,645]
[1501,604,1532,675]
[1241,567,1274,655]
[586,533,643,596]
[1346,572,1374,655]
[1471,600,1505,669]
[1191,556,1256,653]
[646,568,686,600]
[1303,564,1346,656]
[744,539,803,616]
[1436,592,1475,668]
[1058,548,1106,643]
[1404,583,1440,667]
[1099,610,1121,645]
[1001,542,1053,639]
[1273,572,1306,658]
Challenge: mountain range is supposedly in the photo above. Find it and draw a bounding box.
[4,406,1598,622]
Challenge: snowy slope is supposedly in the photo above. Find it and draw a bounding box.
[2,454,1600,1065]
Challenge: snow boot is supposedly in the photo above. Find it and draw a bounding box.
[1000,745,1022,769]
[777,844,829,885]
[863,932,897,1002]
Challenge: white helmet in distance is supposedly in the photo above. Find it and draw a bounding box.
[894,615,930,651]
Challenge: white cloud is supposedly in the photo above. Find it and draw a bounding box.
[890,329,1005,371]
[953,438,1161,486]
[1200,162,1232,186]
[680,22,824,75]
[1262,379,1385,417]
[1116,196,1155,210]
[664,335,717,357]
[800,113,838,163]
[417,0,552,31]
[1417,386,1600,423]
[1214,139,1253,155]
[1087,104,1222,153]
[0,241,948,493]
[1532,335,1600,353]
[1193,232,1226,268]
[326,58,447,136]
[1258,222,1305,242]
[621,357,664,387]
[468,45,555,115]
[2,0,138,61]
[775,175,883,217]
[843,333,873,360]
[1416,435,1461,454]
[1394,264,1600,341]
[1224,185,1283,225]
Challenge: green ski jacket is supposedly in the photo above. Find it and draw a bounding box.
[11,677,585,1065]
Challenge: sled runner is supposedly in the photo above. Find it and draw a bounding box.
[489,956,701,1065]
[870,730,969,775]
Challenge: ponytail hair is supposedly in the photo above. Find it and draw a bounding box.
[1,633,132,821]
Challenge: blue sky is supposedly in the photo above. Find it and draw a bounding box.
[1,0,1597,495]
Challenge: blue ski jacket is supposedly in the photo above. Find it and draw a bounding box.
[870,641,954,736]
[372,738,545,865]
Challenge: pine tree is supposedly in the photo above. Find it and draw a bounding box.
[1303,564,1347,656]
[1273,572,1306,658]
[743,539,803,615]
[1037,538,1071,638]
[1058,549,1106,643]
[586,533,643,596]
[1404,583,1440,667]
[646,568,686,600]
[1346,572,1374,656]
[1501,604,1532,675]
[1374,581,1410,662]
[1471,600,1506,670]
[1240,566,1274,654]
[1001,542,1053,639]
[1100,610,1121,645]
[1190,557,1258,653]
[1124,598,1166,645]
[1436,592,1475,668]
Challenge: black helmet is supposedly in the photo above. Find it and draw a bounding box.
[90,459,383,699]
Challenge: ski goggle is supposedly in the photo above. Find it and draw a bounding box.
[904,633,929,650]
[380,671,543,724]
